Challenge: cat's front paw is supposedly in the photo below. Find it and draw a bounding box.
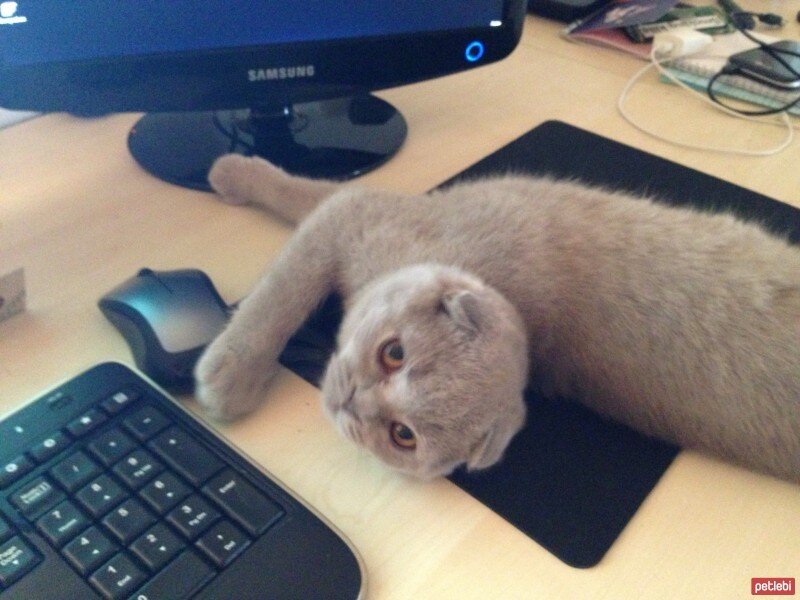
[207,154,257,205]
[208,154,288,206]
[194,338,279,421]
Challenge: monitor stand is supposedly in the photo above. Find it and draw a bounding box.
[127,94,407,190]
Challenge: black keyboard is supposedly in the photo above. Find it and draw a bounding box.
[0,362,364,599]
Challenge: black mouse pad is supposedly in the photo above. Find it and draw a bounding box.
[280,120,800,569]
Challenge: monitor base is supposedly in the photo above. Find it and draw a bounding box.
[128,94,407,190]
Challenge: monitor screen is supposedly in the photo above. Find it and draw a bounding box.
[3,2,505,66]
[0,1,526,187]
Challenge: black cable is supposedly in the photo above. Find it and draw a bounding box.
[758,12,784,27]
[212,111,256,153]
[706,67,800,115]
[733,15,800,76]
[730,10,756,30]
[717,0,783,29]
[705,11,800,116]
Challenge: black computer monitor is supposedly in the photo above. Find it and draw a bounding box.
[0,1,526,188]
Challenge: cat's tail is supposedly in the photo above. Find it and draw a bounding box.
[207,154,342,225]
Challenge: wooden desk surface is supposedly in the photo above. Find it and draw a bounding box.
[2,6,799,599]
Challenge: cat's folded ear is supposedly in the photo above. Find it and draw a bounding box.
[466,402,526,471]
[440,290,483,335]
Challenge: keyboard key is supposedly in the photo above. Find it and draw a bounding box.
[102,498,156,545]
[0,455,34,489]
[75,475,127,519]
[130,523,185,571]
[9,476,65,520]
[132,550,214,600]
[139,472,190,514]
[36,500,90,547]
[112,449,163,490]
[50,451,102,492]
[148,426,224,486]
[62,526,117,576]
[123,405,170,441]
[0,516,11,542]
[89,553,146,600]
[29,431,71,463]
[100,388,140,415]
[66,408,107,437]
[196,520,250,568]
[166,494,221,541]
[203,470,283,536]
[87,428,137,467]
[0,535,40,587]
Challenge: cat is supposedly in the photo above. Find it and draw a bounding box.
[194,154,800,483]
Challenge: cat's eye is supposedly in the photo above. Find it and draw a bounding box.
[378,338,404,373]
[390,422,417,450]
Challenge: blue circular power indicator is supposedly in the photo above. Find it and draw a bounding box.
[465,41,485,63]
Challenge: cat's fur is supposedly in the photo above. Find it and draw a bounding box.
[195,154,800,482]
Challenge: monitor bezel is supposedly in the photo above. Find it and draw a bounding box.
[0,1,526,113]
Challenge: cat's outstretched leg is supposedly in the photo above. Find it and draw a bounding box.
[194,202,340,420]
[208,154,342,224]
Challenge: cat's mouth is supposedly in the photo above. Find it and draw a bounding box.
[325,379,358,417]
[326,388,365,446]
[321,357,362,437]
[339,411,364,445]
[335,383,365,437]
[337,391,361,423]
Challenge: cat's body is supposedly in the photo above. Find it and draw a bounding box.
[195,154,800,482]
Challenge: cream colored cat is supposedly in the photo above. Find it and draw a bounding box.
[195,154,800,482]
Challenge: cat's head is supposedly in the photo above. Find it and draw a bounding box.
[321,264,528,480]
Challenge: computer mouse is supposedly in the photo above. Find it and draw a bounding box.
[98,268,231,391]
